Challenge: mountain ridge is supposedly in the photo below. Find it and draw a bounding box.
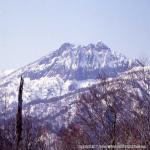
[0,42,141,82]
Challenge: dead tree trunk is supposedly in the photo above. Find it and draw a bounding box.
[16,76,24,150]
[112,108,116,150]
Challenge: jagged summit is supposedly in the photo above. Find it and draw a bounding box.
[1,42,141,82]
[57,41,110,52]
[59,42,74,49]
[93,41,110,51]
[27,41,140,80]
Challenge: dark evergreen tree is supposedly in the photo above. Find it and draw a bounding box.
[16,76,24,150]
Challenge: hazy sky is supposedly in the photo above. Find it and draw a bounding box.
[0,0,150,69]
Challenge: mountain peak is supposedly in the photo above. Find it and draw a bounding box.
[59,43,74,50]
[96,41,110,50]
[59,41,110,52]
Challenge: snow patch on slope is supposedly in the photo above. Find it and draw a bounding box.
[0,69,14,79]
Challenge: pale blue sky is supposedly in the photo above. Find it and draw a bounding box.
[0,0,150,69]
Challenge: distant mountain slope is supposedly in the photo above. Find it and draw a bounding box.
[0,69,14,79]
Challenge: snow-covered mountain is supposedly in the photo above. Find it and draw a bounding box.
[0,42,141,102]
[0,42,145,130]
